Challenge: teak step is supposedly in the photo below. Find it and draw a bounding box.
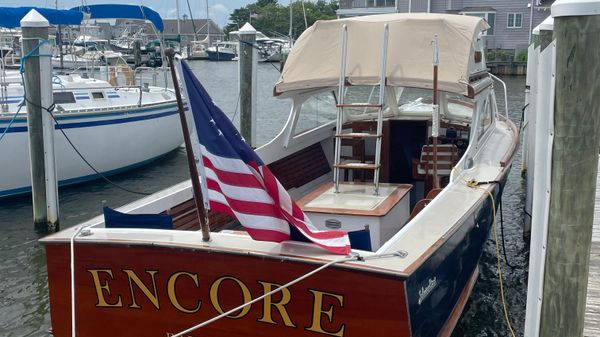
[335,162,379,170]
[335,132,382,139]
[336,103,382,108]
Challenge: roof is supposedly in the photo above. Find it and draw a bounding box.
[274,13,489,96]
[162,19,223,36]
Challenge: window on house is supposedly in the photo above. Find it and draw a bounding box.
[508,13,523,28]
[462,12,495,36]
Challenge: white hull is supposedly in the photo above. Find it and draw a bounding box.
[0,103,182,197]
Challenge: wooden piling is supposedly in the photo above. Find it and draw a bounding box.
[238,23,257,147]
[21,9,59,231]
[133,40,142,68]
[540,4,600,336]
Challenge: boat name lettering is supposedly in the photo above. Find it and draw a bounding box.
[417,277,438,305]
[87,268,345,336]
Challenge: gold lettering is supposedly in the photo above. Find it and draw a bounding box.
[209,276,252,319]
[123,269,160,309]
[257,281,296,327]
[87,269,123,307]
[167,272,202,314]
[306,289,345,337]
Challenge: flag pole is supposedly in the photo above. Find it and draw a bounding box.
[165,48,211,242]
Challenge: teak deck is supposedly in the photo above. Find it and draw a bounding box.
[585,158,600,337]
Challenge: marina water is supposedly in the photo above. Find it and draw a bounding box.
[0,61,527,337]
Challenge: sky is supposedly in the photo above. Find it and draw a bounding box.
[2,0,295,28]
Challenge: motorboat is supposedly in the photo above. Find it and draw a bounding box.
[206,41,237,61]
[41,13,518,337]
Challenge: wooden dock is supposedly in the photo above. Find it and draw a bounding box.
[584,158,600,337]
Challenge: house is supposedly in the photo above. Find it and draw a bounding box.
[337,0,553,56]
[113,17,224,46]
[158,18,224,45]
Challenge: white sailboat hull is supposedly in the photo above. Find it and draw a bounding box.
[0,103,182,198]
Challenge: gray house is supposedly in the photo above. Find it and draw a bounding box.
[337,0,553,55]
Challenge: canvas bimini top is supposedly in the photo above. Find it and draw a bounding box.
[274,13,489,96]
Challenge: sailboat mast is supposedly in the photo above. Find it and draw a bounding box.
[186,0,198,41]
[176,0,181,38]
[206,0,210,45]
[289,0,293,40]
[56,0,64,69]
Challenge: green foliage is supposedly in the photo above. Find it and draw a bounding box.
[225,1,338,39]
[486,49,515,62]
[515,50,528,62]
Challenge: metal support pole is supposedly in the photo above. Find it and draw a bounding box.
[238,22,257,147]
[539,1,600,336]
[21,9,59,231]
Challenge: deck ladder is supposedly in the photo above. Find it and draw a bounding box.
[333,23,389,195]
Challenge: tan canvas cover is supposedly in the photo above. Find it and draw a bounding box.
[274,13,489,96]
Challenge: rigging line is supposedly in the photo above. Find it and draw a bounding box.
[0,104,23,143]
[170,251,402,337]
[46,111,152,196]
[18,38,151,196]
[499,195,515,268]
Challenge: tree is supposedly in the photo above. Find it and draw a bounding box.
[224,1,338,39]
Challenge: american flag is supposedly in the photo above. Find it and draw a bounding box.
[177,60,351,255]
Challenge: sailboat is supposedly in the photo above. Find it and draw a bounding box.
[41,13,518,337]
[0,5,182,198]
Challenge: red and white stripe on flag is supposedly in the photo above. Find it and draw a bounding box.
[199,145,351,255]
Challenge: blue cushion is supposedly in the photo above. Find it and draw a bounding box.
[348,228,372,251]
[103,207,173,229]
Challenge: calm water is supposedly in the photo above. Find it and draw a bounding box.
[0,61,527,337]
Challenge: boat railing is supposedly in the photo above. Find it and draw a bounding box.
[133,66,170,88]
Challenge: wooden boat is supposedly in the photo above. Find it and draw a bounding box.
[41,13,518,337]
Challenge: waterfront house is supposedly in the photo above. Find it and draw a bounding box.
[337,0,553,56]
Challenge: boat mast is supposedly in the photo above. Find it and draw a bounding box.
[186,0,198,41]
[288,0,293,42]
[431,34,440,189]
[176,0,181,45]
[206,0,210,45]
[56,0,64,69]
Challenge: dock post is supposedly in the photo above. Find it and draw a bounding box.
[21,9,59,231]
[539,1,600,336]
[238,23,257,147]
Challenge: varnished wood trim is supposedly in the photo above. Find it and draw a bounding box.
[298,182,413,217]
[437,266,479,337]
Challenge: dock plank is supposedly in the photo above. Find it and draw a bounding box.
[584,157,600,337]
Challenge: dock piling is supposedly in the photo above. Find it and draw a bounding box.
[20,9,59,231]
[238,23,257,147]
[539,1,600,336]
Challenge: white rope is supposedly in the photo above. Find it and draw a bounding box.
[170,251,403,337]
[69,224,93,337]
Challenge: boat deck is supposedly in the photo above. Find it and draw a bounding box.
[584,157,600,337]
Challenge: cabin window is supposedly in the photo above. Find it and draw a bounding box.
[477,99,493,139]
[507,13,523,28]
[295,91,337,135]
[91,92,105,99]
[53,92,76,104]
[444,93,474,121]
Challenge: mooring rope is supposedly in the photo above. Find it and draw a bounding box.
[453,167,519,337]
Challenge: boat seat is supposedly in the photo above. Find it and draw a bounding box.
[425,188,443,200]
[104,207,173,229]
[408,198,433,222]
[413,143,459,178]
